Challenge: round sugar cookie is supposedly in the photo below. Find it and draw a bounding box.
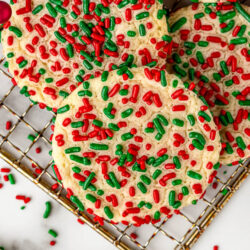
[52,67,221,225]
[1,0,169,109]
[167,2,250,165]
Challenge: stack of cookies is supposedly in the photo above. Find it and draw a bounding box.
[1,0,249,226]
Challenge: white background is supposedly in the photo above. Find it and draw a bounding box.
[0,158,250,250]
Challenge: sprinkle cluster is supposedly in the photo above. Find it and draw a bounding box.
[167,2,250,164]
[1,0,170,109]
[52,67,221,225]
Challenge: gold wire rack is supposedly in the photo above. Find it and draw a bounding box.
[0,52,249,249]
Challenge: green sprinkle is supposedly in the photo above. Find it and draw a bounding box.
[234,2,250,22]
[19,60,28,68]
[213,162,220,170]
[192,200,197,205]
[70,155,91,165]
[170,17,187,33]
[139,24,146,36]
[159,70,167,87]
[46,3,57,18]
[100,71,108,82]
[72,166,81,173]
[137,182,147,193]
[225,79,233,86]
[70,195,84,211]
[184,41,195,49]
[153,154,168,167]
[121,132,133,141]
[187,170,202,180]
[90,143,109,150]
[152,169,162,180]
[188,68,195,80]
[104,206,113,219]
[239,100,250,106]
[106,179,115,188]
[86,193,97,203]
[221,20,235,33]
[108,123,119,131]
[79,21,91,36]
[43,201,52,219]
[65,147,81,154]
[230,37,247,45]
[169,190,175,206]
[172,53,181,64]
[213,73,221,81]
[238,25,246,37]
[154,211,161,220]
[157,114,168,126]
[121,108,133,118]
[153,118,165,135]
[192,139,204,150]
[55,5,68,15]
[145,127,154,133]
[189,132,206,146]
[173,156,181,169]
[236,136,246,150]
[66,44,74,58]
[57,105,70,114]
[9,26,22,37]
[136,12,149,20]
[221,188,228,196]
[198,41,209,47]
[127,31,136,37]
[225,143,233,154]
[194,13,204,19]
[173,65,187,77]
[187,114,195,126]
[119,89,128,96]
[45,78,54,83]
[182,186,189,196]
[145,203,152,209]
[48,229,58,238]
[83,172,95,190]
[71,121,84,128]
[140,175,151,185]
[196,51,204,64]
[97,189,104,196]
[7,52,14,58]
[173,201,181,209]
[27,134,36,141]
[219,11,236,23]
[108,172,121,189]
[101,86,109,101]
[32,5,44,15]
[93,120,103,127]
[8,174,15,184]
[172,179,182,186]
[172,119,184,127]
[220,61,229,75]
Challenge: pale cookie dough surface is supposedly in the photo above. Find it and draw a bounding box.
[52,67,221,225]
[1,0,169,109]
[167,2,250,165]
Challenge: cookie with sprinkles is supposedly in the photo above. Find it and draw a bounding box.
[1,0,169,109]
[52,67,221,225]
[167,2,250,165]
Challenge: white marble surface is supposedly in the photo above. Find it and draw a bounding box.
[0,157,250,250]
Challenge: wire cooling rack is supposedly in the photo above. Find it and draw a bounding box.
[0,2,250,247]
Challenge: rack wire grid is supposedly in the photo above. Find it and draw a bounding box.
[0,2,250,247]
